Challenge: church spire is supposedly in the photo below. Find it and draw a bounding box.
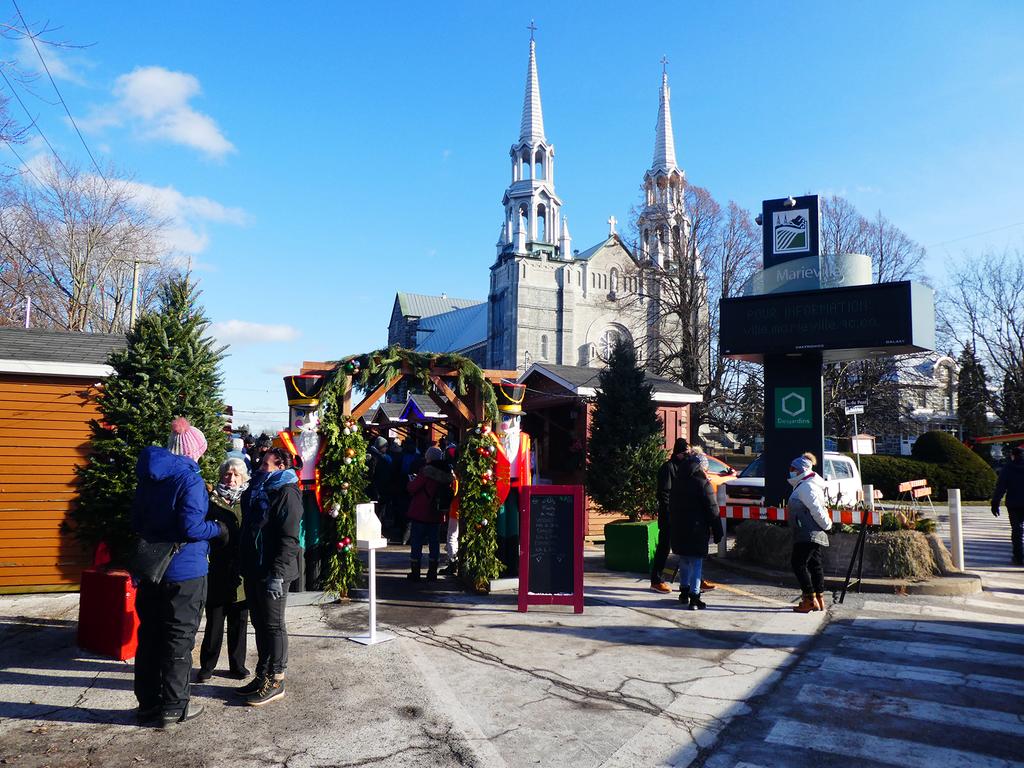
[519,22,545,143]
[651,59,678,173]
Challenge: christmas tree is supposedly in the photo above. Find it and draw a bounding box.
[586,341,664,521]
[957,343,991,459]
[70,277,228,564]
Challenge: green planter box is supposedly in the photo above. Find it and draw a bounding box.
[604,519,659,573]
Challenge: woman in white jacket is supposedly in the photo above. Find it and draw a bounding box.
[787,454,832,612]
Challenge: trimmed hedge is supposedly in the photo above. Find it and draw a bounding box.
[856,431,996,501]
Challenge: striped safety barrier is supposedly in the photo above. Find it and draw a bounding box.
[719,505,881,526]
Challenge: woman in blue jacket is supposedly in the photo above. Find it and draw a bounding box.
[132,418,226,727]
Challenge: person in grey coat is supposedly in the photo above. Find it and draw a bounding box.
[787,453,832,613]
[992,444,1024,566]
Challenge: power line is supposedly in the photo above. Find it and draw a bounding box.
[11,0,109,187]
[0,63,72,178]
[927,221,1024,250]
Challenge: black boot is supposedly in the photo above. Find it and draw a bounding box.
[688,593,707,611]
[407,560,421,581]
[426,560,439,582]
[677,586,690,604]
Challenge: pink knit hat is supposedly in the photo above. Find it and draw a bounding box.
[167,416,208,461]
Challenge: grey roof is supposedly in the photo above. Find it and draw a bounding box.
[0,326,126,365]
[522,363,699,400]
[415,303,487,354]
[396,292,482,320]
[573,234,635,263]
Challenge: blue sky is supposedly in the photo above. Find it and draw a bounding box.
[6,1,1024,431]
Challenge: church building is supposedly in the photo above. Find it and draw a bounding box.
[389,32,693,375]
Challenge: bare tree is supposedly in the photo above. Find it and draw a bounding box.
[940,249,1024,427]
[622,183,762,434]
[0,158,174,332]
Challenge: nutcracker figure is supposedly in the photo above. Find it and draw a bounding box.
[493,380,532,577]
[279,374,326,591]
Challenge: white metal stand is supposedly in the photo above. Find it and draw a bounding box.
[349,537,395,646]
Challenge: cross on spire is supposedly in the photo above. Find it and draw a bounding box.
[527,19,537,40]
[660,55,669,74]
[608,215,617,236]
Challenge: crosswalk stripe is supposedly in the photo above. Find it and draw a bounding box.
[764,718,1024,768]
[862,599,1024,625]
[797,683,1024,737]
[961,597,1024,617]
[850,616,1024,646]
[839,636,1024,668]
[816,655,1024,697]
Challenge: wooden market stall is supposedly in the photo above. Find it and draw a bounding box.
[0,327,125,593]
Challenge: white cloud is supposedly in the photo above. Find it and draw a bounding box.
[82,66,235,159]
[120,178,250,255]
[211,321,300,345]
[16,37,86,85]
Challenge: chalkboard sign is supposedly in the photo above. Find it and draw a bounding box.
[518,485,584,613]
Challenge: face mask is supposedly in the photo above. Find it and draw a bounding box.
[788,470,801,479]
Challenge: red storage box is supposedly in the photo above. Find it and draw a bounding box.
[77,568,140,660]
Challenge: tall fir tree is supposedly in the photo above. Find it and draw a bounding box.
[586,341,665,521]
[1002,364,1024,433]
[70,277,228,564]
[957,343,991,458]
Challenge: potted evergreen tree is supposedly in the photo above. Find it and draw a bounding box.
[586,341,665,572]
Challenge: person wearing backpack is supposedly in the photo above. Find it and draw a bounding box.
[406,446,454,582]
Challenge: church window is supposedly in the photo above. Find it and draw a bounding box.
[599,328,621,361]
[522,263,528,279]
[534,150,545,180]
[541,334,549,360]
[537,204,547,242]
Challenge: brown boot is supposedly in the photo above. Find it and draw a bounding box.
[793,594,816,613]
[813,593,825,611]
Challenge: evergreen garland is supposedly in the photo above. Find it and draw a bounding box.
[315,346,503,593]
[456,424,504,591]
[317,373,367,597]
[69,278,228,565]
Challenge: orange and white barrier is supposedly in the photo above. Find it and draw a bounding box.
[718,505,881,526]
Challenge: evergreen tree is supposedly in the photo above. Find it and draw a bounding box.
[734,376,764,448]
[586,341,664,521]
[70,277,228,564]
[1002,364,1024,433]
[957,343,991,457]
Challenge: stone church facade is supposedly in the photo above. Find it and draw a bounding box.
[388,34,696,375]
[486,36,691,372]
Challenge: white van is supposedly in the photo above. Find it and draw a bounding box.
[719,452,863,508]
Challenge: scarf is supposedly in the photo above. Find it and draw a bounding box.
[214,481,247,505]
[247,469,299,529]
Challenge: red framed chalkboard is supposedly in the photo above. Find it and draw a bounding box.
[518,485,584,613]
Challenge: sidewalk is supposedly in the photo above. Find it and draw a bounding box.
[0,549,829,768]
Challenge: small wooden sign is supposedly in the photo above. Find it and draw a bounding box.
[518,485,584,613]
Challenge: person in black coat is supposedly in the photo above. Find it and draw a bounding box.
[236,447,302,706]
[652,438,689,592]
[197,457,250,682]
[669,450,722,610]
[992,444,1024,566]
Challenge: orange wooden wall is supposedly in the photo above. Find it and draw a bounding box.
[0,374,97,592]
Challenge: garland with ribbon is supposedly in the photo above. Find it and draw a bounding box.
[316,347,501,596]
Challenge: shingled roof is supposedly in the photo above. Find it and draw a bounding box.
[0,326,125,366]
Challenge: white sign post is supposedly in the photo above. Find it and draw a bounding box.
[843,400,867,479]
[349,503,395,646]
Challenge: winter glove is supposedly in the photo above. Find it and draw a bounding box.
[214,521,230,545]
[992,506,1001,517]
[266,577,285,600]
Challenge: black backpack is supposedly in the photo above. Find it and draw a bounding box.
[433,473,455,517]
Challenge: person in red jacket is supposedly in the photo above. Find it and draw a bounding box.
[406,446,453,582]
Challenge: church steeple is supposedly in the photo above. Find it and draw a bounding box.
[637,60,687,268]
[495,23,566,260]
[651,67,677,173]
[520,27,545,143]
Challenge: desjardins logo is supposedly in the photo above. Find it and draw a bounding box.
[773,209,810,255]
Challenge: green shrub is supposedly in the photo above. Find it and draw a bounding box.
[857,431,996,501]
